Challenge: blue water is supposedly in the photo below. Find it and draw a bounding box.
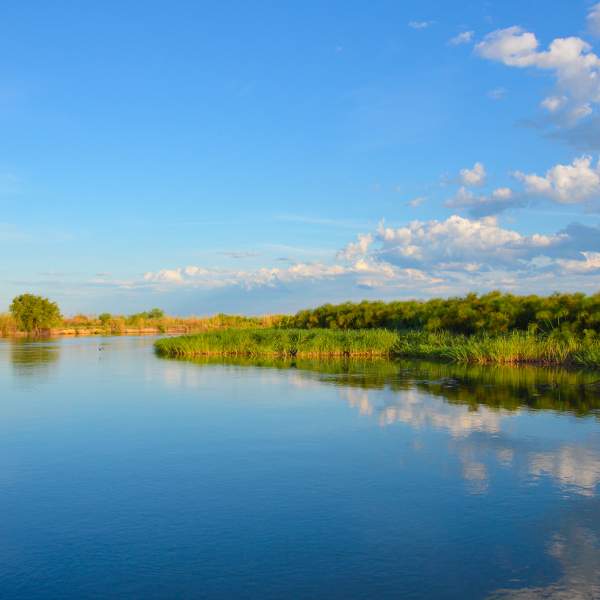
[1,336,599,599]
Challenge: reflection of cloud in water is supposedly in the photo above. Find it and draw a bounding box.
[496,448,515,466]
[339,387,509,438]
[337,385,600,499]
[529,447,600,497]
[462,458,489,495]
[341,388,374,416]
[488,525,600,599]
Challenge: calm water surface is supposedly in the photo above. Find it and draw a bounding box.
[1,336,600,599]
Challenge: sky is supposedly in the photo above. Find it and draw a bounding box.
[3,0,600,315]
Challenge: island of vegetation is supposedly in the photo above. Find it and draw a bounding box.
[4,291,600,367]
[154,291,600,367]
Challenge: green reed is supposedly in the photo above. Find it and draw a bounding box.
[155,328,399,358]
[155,328,600,367]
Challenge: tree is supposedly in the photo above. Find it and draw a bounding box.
[9,294,62,334]
[98,313,112,326]
[146,308,164,320]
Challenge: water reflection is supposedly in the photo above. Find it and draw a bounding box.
[529,447,600,497]
[489,518,600,598]
[1,338,599,598]
[169,355,600,417]
[8,339,60,378]
[165,355,600,501]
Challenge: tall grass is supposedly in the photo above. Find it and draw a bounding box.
[156,328,600,368]
[0,313,17,336]
[393,330,600,366]
[155,328,399,358]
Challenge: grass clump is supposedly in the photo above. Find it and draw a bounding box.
[155,328,399,358]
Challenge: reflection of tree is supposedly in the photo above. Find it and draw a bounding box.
[173,355,600,416]
[10,340,60,377]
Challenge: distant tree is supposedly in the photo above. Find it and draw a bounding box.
[98,313,112,326]
[146,308,165,320]
[9,294,62,334]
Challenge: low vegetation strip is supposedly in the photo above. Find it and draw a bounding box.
[154,329,399,358]
[155,329,600,367]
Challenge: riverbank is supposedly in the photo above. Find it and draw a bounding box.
[0,312,282,338]
[154,328,600,367]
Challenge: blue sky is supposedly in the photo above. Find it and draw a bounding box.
[3,0,600,315]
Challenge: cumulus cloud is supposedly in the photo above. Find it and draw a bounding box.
[449,31,474,46]
[460,162,487,186]
[375,215,562,269]
[557,251,600,273]
[337,232,373,260]
[117,215,600,302]
[144,254,441,295]
[513,155,600,204]
[476,26,600,123]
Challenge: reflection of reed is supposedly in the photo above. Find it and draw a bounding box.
[163,354,600,416]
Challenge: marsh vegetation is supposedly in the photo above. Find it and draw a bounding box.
[155,328,600,367]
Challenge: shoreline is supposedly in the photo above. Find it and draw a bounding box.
[1,327,187,339]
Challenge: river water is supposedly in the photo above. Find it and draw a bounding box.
[1,336,599,599]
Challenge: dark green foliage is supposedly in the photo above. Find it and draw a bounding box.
[280,291,600,335]
[9,294,62,334]
[98,313,112,326]
[126,308,165,324]
[145,308,165,320]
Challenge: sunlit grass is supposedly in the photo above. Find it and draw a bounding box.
[156,328,600,367]
[155,328,399,358]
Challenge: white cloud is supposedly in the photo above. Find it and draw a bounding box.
[408,20,433,30]
[144,263,348,290]
[492,187,513,200]
[143,254,441,294]
[118,216,600,302]
[337,233,373,260]
[460,162,487,186]
[541,95,567,113]
[375,215,562,268]
[476,26,539,66]
[476,26,600,123]
[557,251,600,273]
[513,155,600,204]
[588,2,600,38]
[449,31,474,46]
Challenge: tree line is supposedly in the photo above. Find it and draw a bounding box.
[279,292,600,335]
